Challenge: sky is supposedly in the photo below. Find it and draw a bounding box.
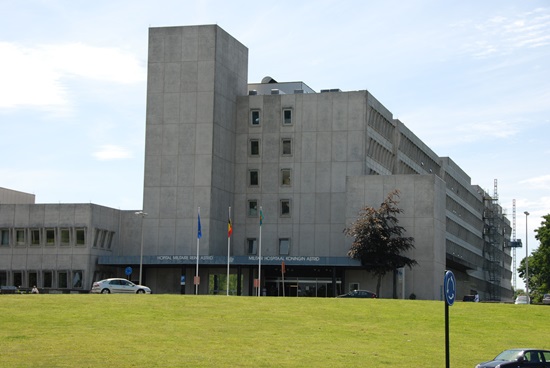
[1,0,549,289]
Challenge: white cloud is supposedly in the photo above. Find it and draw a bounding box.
[93,145,133,160]
[520,175,550,190]
[458,7,550,58]
[0,43,67,109]
[0,42,146,111]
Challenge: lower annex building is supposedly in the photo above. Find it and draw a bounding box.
[0,25,512,301]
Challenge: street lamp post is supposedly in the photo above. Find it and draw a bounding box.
[135,211,148,285]
[524,211,530,301]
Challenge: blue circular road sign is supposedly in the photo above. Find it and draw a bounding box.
[444,271,456,306]
[125,267,133,276]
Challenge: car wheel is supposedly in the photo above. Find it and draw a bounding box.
[101,288,110,294]
[136,289,145,294]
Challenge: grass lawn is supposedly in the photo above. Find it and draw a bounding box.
[1,295,548,367]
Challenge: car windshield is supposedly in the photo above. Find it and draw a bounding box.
[494,350,522,361]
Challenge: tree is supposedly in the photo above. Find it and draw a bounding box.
[518,214,550,302]
[344,190,417,297]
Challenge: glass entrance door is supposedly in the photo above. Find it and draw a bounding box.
[265,277,342,297]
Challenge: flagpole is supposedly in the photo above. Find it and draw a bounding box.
[258,206,262,297]
[226,206,231,296]
[195,207,201,295]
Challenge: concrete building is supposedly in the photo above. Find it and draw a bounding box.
[0,25,512,300]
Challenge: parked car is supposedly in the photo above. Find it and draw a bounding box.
[542,294,550,305]
[515,295,530,304]
[337,290,377,298]
[475,348,550,367]
[90,278,151,294]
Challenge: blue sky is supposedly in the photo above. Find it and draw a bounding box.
[1,1,549,288]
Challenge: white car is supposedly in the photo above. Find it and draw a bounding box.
[514,295,530,304]
[543,294,550,305]
[91,278,151,294]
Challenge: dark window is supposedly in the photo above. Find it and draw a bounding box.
[281,169,291,186]
[281,199,291,216]
[249,170,259,186]
[279,238,290,255]
[45,229,55,246]
[1,229,10,246]
[31,229,41,246]
[250,139,260,156]
[58,272,68,288]
[13,271,23,288]
[283,109,292,125]
[29,272,38,288]
[248,200,258,217]
[76,229,85,245]
[43,271,53,288]
[251,110,260,126]
[15,229,25,246]
[247,238,257,255]
[282,138,292,156]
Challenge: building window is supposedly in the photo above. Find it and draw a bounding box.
[13,271,23,288]
[29,271,38,288]
[249,170,259,186]
[99,230,106,248]
[0,229,9,246]
[31,229,41,246]
[15,229,25,246]
[281,169,291,186]
[248,200,258,217]
[76,229,86,246]
[249,139,260,156]
[43,271,53,288]
[60,228,70,246]
[280,199,291,217]
[283,109,292,125]
[0,271,7,287]
[93,229,101,248]
[279,238,290,255]
[106,232,114,250]
[250,110,260,126]
[247,238,257,255]
[281,138,292,156]
[45,229,55,246]
[58,271,68,289]
[72,271,83,288]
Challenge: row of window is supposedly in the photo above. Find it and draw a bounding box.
[249,138,292,156]
[0,227,115,249]
[246,238,290,256]
[250,108,293,127]
[248,168,292,187]
[0,270,84,289]
[247,199,291,217]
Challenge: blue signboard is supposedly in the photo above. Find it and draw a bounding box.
[125,266,133,276]
[444,270,456,306]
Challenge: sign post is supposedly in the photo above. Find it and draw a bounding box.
[125,267,133,280]
[444,270,456,368]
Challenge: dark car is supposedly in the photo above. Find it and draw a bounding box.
[337,290,377,298]
[475,349,550,367]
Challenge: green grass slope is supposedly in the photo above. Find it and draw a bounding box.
[1,295,548,367]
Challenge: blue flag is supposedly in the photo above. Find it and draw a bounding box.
[259,208,263,226]
[197,212,202,239]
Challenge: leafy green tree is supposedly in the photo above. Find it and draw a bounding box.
[344,190,417,297]
[518,214,550,302]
